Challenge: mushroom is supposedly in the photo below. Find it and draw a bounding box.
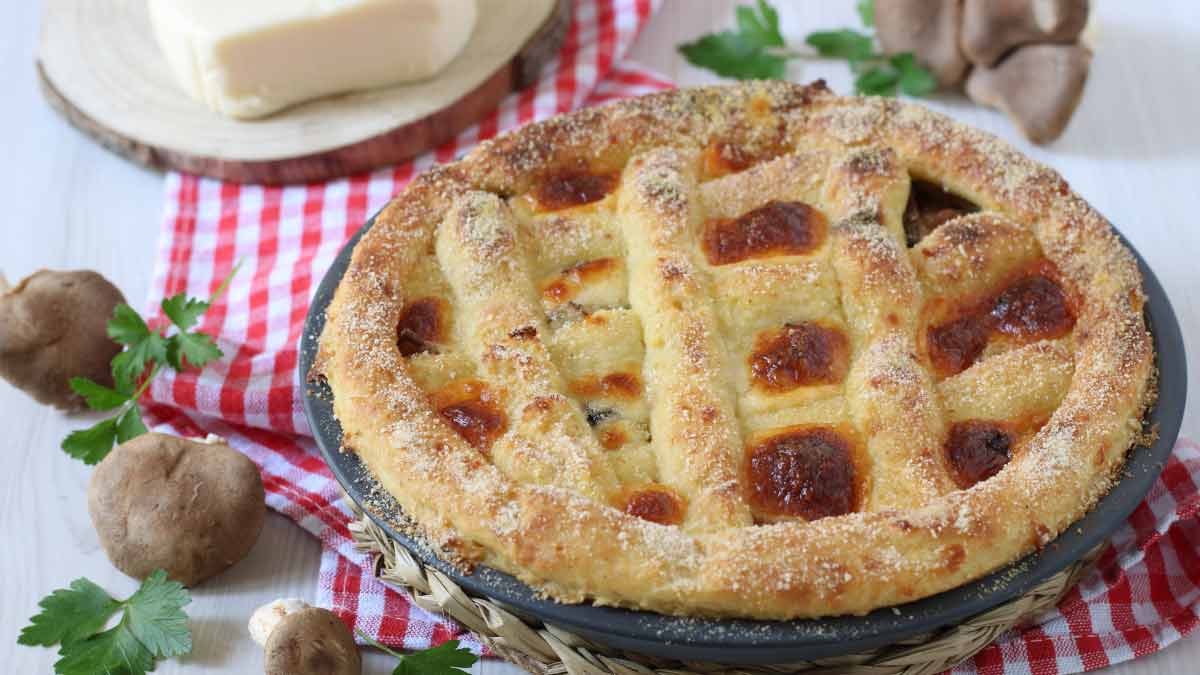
[264,607,362,675]
[966,44,1092,144]
[875,0,969,87]
[961,0,1090,66]
[88,432,266,586]
[249,598,312,647]
[0,269,124,411]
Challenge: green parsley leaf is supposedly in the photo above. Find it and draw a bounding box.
[111,334,168,394]
[165,331,223,371]
[805,29,874,61]
[18,578,121,648]
[69,378,129,412]
[892,52,938,97]
[756,0,782,38]
[855,66,900,96]
[678,1,936,100]
[122,571,192,659]
[53,624,155,675]
[357,629,478,675]
[62,418,119,465]
[161,294,210,332]
[735,0,784,48]
[678,31,787,80]
[799,4,935,99]
[19,570,192,675]
[393,640,477,675]
[115,406,148,444]
[857,0,875,27]
[106,304,150,346]
[678,0,793,80]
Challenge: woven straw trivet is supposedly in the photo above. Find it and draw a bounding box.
[349,507,1100,675]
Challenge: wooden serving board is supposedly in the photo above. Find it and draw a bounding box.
[37,0,567,185]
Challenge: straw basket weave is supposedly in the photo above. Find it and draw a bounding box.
[349,507,1100,675]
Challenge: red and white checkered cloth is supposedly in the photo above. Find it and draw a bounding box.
[139,0,1199,670]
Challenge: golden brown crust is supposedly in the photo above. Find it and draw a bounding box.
[320,82,1153,619]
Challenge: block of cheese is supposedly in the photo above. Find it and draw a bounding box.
[148,0,478,120]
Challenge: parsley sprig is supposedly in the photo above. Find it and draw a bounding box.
[678,0,788,79]
[62,264,239,465]
[805,1,937,98]
[18,570,192,675]
[357,629,479,675]
[677,0,937,98]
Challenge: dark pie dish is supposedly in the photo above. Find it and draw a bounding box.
[307,83,1183,663]
[301,208,1185,665]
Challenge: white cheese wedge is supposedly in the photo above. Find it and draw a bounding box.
[148,0,478,119]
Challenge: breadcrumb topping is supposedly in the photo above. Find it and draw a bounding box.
[319,82,1154,620]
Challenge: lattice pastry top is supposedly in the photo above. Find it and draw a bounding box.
[319,82,1154,619]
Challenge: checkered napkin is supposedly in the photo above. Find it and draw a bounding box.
[139,0,1198,669]
[142,0,668,655]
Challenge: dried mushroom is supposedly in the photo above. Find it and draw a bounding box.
[0,270,124,411]
[966,44,1092,144]
[876,0,1093,143]
[961,0,1090,66]
[875,0,969,87]
[88,432,265,586]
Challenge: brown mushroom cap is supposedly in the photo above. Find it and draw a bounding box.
[264,608,361,675]
[88,432,266,586]
[0,269,124,411]
[966,43,1092,144]
[961,0,1090,67]
[875,0,969,87]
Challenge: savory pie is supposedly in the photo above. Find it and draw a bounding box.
[318,81,1154,619]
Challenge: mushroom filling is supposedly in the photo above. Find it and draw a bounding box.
[902,179,981,246]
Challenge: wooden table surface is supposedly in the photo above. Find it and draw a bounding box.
[2,2,1196,673]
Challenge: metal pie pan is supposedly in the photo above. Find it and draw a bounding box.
[300,212,1187,664]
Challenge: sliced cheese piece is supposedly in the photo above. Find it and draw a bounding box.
[148,0,478,120]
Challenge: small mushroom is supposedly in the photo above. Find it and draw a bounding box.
[875,0,970,87]
[264,607,361,675]
[249,598,312,647]
[966,44,1092,144]
[88,432,266,586]
[961,0,1090,66]
[0,269,124,411]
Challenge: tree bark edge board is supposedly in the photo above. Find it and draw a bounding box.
[36,0,569,185]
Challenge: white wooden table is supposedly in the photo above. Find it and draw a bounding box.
[2,2,1196,673]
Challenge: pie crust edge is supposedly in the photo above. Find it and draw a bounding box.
[318,81,1154,619]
